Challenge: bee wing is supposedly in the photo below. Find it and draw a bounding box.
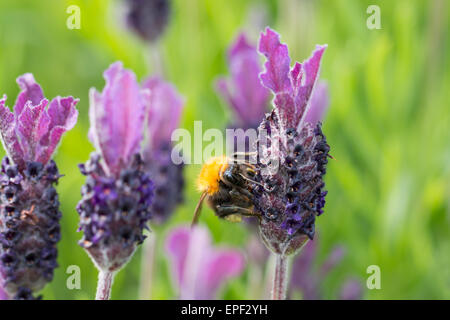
[191,191,207,227]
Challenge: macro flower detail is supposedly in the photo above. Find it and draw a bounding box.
[216,33,270,130]
[76,62,153,299]
[0,74,78,299]
[166,226,244,300]
[125,0,172,43]
[142,77,184,224]
[252,28,330,258]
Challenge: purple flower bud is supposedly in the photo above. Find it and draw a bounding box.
[166,226,245,300]
[142,77,184,225]
[252,28,329,256]
[216,33,270,130]
[0,74,78,299]
[125,0,172,43]
[78,62,154,273]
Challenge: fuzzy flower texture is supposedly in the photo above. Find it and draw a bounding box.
[253,28,330,256]
[0,75,78,299]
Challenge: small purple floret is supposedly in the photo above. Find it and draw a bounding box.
[77,153,153,271]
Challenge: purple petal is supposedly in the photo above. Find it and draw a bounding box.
[0,96,24,167]
[258,28,327,130]
[0,74,78,168]
[216,33,270,127]
[165,226,191,287]
[295,45,327,127]
[165,225,244,300]
[258,28,291,93]
[16,99,50,161]
[200,250,244,299]
[14,74,45,116]
[303,82,329,125]
[36,96,79,164]
[89,62,148,175]
[142,76,184,153]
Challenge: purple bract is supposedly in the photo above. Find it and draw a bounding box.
[216,33,270,129]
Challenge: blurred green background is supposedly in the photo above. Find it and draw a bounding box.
[0,0,448,299]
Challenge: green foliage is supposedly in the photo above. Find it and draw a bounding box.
[0,0,448,299]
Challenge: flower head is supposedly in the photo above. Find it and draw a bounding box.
[252,28,330,256]
[0,74,78,299]
[166,226,245,300]
[125,0,172,43]
[142,76,184,224]
[216,33,270,129]
[77,62,153,272]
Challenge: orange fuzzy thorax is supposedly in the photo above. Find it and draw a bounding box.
[197,156,229,195]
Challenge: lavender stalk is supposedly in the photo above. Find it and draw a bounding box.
[96,271,115,300]
[272,254,289,300]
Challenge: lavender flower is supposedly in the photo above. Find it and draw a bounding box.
[253,28,329,257]
[142,76,184,225]
[77,62,153,299]
[0,74,78,299]
[166,226,244,300]
[125,0,172,43]
[290,236,362,300]
[216,33,270,130]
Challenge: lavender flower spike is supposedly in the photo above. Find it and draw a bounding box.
[0,74,79,299]
[142,76,184,224]
[251,28,329,299]
[216,33,270,129]
[166,226,245,300]
[77,62,153,299]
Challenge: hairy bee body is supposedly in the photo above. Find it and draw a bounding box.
[193,156,258,225]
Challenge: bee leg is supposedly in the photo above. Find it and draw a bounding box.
[220,176,253,198]
[229,189,253,208]
[215,205,255,217]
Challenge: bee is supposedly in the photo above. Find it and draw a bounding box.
[191,155,261,226]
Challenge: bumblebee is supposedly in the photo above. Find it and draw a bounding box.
[192,155,261,225]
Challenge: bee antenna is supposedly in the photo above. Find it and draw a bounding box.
[191,191,207,228]
[327,154,336,161]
